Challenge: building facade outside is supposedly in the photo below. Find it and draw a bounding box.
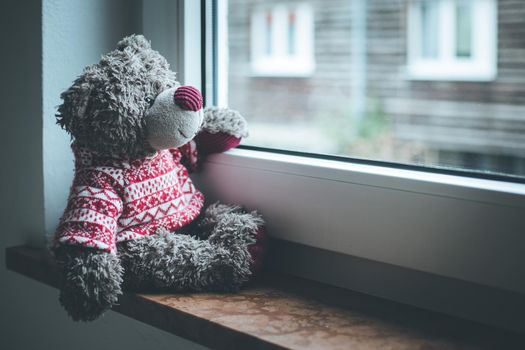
[225,0,525,177]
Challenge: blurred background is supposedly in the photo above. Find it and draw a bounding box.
[222,0,525,177]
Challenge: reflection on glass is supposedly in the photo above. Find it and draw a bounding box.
[225,0,523,178]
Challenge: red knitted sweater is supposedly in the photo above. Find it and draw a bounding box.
[54,141,205,254]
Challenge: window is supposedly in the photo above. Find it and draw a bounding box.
[407,0,497,81]
[214,0,525,179]
[250,3,315,76]
[173,1,525,328]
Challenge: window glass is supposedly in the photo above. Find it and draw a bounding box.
[421,1,439,58]
[287,10,296,55]
[217,0,525,178]
[265,11,273,55]
[407,0,496,80]
[455,1,472,58]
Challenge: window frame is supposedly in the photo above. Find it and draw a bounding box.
[152,0,525,297]
[406,0,498,81]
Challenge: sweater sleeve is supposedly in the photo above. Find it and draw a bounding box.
[178,133,241,173]
[179,140,200,172]
[193,130,242,156]
[54,168,123,254]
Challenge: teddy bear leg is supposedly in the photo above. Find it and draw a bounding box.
[119,230,252,292]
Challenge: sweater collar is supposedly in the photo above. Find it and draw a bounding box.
[72,142,159,168]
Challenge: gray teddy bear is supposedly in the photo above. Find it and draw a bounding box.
[52,35,267,321]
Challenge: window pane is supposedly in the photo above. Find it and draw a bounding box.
[221,0,525,178]
[420,0,439,58]
[288,10,296,55]
[456,0,472,58]
[265,11,273,56]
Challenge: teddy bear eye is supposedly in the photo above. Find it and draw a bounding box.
[145,97,154,107]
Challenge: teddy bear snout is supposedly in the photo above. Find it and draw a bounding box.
[145,86,204,150]
[174,86,203,112]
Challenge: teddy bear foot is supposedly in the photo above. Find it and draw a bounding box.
[206,208,264,248]
[205,203,267,274]
[198,202,267,274]
[197,202,264,244]
[119,230,252,292]
[195,202,245,239]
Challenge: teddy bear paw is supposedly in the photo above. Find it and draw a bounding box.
[201,106,249,138]
[57,247,123,321]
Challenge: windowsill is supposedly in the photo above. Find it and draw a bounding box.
[5,245,524,349]
[405,70,497,82]
[405,59,497,82]
[210,148,525,203]
[194,148,525,301]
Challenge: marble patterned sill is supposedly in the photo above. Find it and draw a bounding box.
[5,245,525,350]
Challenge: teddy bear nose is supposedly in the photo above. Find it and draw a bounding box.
[173,86,203,111]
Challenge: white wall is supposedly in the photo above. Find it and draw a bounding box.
[42,0,144,237]
[1,1,206,349]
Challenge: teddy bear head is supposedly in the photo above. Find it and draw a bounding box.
[57,34,204,159]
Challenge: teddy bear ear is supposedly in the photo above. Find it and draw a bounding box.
[56,78,93,135]
[116,34,151,51]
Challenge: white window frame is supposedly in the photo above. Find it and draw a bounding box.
[250,3,315,77]
[407,0,498,81]
[148,0,525,307]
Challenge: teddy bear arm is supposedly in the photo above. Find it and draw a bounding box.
[52,168,125,321]
[55,245,123,321]
[195,106,248,155]
[53,167,124,252]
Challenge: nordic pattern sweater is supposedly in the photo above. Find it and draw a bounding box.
[54,141,204,254]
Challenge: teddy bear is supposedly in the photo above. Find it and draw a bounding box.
[52,34,267,321]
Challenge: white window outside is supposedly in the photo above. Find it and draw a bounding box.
[407,0,497,81]
[250,3,315,77]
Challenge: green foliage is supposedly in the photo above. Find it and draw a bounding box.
[357,99,387,139]
[317,98,389,153]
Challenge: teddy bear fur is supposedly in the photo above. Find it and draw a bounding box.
[53,35,265,321]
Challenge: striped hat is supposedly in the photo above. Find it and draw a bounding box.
[173,86,203,111]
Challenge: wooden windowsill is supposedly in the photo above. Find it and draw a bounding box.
[5,245,524,349]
